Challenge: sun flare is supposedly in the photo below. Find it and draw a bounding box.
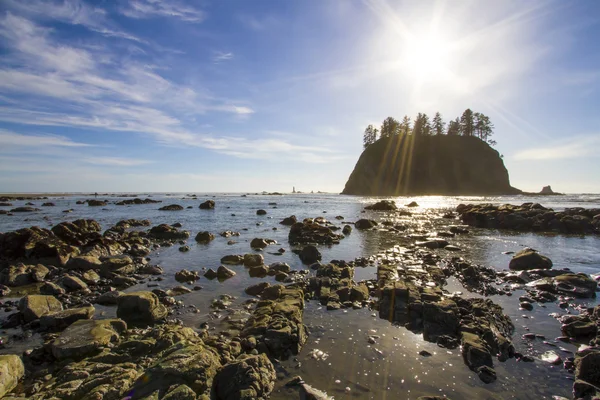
[402,32,453,81]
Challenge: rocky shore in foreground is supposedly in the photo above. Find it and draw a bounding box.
[0,200,599,399]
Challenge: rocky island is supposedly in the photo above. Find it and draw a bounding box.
[342,134,521,196]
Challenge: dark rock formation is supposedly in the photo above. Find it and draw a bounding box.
[342,135,520,195]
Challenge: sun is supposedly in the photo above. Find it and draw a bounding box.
[402,32,453,82]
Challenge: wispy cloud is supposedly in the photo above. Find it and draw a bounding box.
[513,135,600,161]
[237,14,279,31]
[0,130,91,148]
[120,0,206,23]
[212,51,234,63]
[83,156,152,166]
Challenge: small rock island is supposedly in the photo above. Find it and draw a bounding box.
[342,134,521,196]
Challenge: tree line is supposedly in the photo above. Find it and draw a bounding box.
[363,108,496,149]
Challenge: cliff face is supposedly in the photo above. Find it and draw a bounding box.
[342,135,521,196]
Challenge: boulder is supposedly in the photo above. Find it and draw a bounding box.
[423,299,460,342]
[100,255,133,272]
[212,354,276,400]
[40,305,95,331]
[50,319,126,360]
[159,204,184,211]
[217,266,236,281]
[87,200,107,206]
[0,263,49,286]
[221,254,244,264]
[149,224,190,240]
[251,238,270,249]
[204,269,218,280]
[195,231,215,243]
[10,206,40,212]
[299,245,321,264]
[95,290,123,305]
[280,215,297,225]
[199,200,215,209]
[66,255,102,270]
[270,262,291,274]
[245,282,270,296]
[19,294,63,322]
[0,355,24,398]
[40,282,66,295]
[256,209,267,215]
[554,273,597,298]
[350,284,369,302]
[117,291,168,326]
[355,219,377,230]
[575,349,600,393]
[509,249,552,270]
[364,200,397,211]
[244,253,264,267]
[249,265,268,278]
[60,274,88,291]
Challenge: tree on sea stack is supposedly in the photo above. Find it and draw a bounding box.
[380,116,400,138]
[460,108,475,137]
[433,112,445,135]
[400,115,412,135]
[362,124,378,148]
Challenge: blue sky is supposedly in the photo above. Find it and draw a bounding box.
[0,0,599,193]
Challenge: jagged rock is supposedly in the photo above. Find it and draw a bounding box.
[40,306,95,331]
[50,319,126,360]
[249,265,268,278]
[355,219,377,230]
[175,269,200,282]
[0,263,49,286]
[40,282,66,295]
[195,231,215,243]
[199,200,215,209]
[117,291,168,326]
[19,294,63,322]
[509,249,552,270]
[364,200,397,211]
[244,253,264,267]
[217,266,236,280]
[461,332,494,378]
[575,348,600,398]
[0,355,24,398]
[167,286,192,296]
[288,221,343,245]
[270,262,291,274]
[423,299,460,342]
[299,245,321,264]
[212,354,276,400]
[204,269,218,280]
[554,273,597,298]
[159,204,184,211]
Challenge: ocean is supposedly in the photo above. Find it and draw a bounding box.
[1,192,599,399]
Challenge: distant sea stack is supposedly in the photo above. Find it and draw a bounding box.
[342,134,521,196]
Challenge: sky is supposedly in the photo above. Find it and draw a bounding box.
[0,0,599,194]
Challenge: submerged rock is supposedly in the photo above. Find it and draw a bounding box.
[159,204,184,211]
[364,200,397,211]
[195,231,215,243]
[355,219,377,230]
[299,245,321,265]
[199,200,215,209]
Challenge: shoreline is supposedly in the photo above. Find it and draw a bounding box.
[0,198,598,398]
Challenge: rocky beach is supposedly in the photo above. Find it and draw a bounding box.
[0,193,599,400]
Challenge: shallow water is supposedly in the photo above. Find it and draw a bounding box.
[1,193,599,399]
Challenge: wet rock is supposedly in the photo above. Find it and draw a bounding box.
[257,209,267,215]
[350,284,369,302]
[461,332,493,379]
[288,221,343,245]
[199,200,215,209]
[251,238,275,249]
[246,282,270,296]
[212,354,276,400]
[270,262,291,274]
[217,266,236,281]
[10,206,40,212]
[175,269,200,282]
[117,291,168,326]
[554,273,597,298]
[40,305,95,331]
[60,274,88,291]
[50,319,126,360]
[355,219,377,230]
[19,294,63,322]
[81,269,101,284]
[0,354,24,398]
[342,225,352,235]
[476,365,496,384]
[149,224,190,240]
[300,383,333,400]
[561,317,597,338]
[0,263,49,286]
[159,204,184,211]
[95,290,123,305]
[520,301,533,311]
[280,215,297,225]
[575,348,600,398]
[509,249,553,270]
[140,264,164,275]
[204,269,218,280]
[364,200,397,211]
[406,201,419,207]
[168,286,192,296]
[299,245,321,264]
[195,231,215,243]
[244,253,264,267]
[221,254,244,265]
[87,199,107,206]
[179,245,190,252]
[423,299,460,342]
[240,285,307,359]
[249,265,269,278]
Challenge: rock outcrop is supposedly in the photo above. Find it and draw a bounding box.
[342,134,520,196]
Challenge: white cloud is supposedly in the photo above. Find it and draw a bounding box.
[513,135,600,161]
[120,0,206,23]
[212,51,234,63]
[0,130,91,148]
[237,14,280,31]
